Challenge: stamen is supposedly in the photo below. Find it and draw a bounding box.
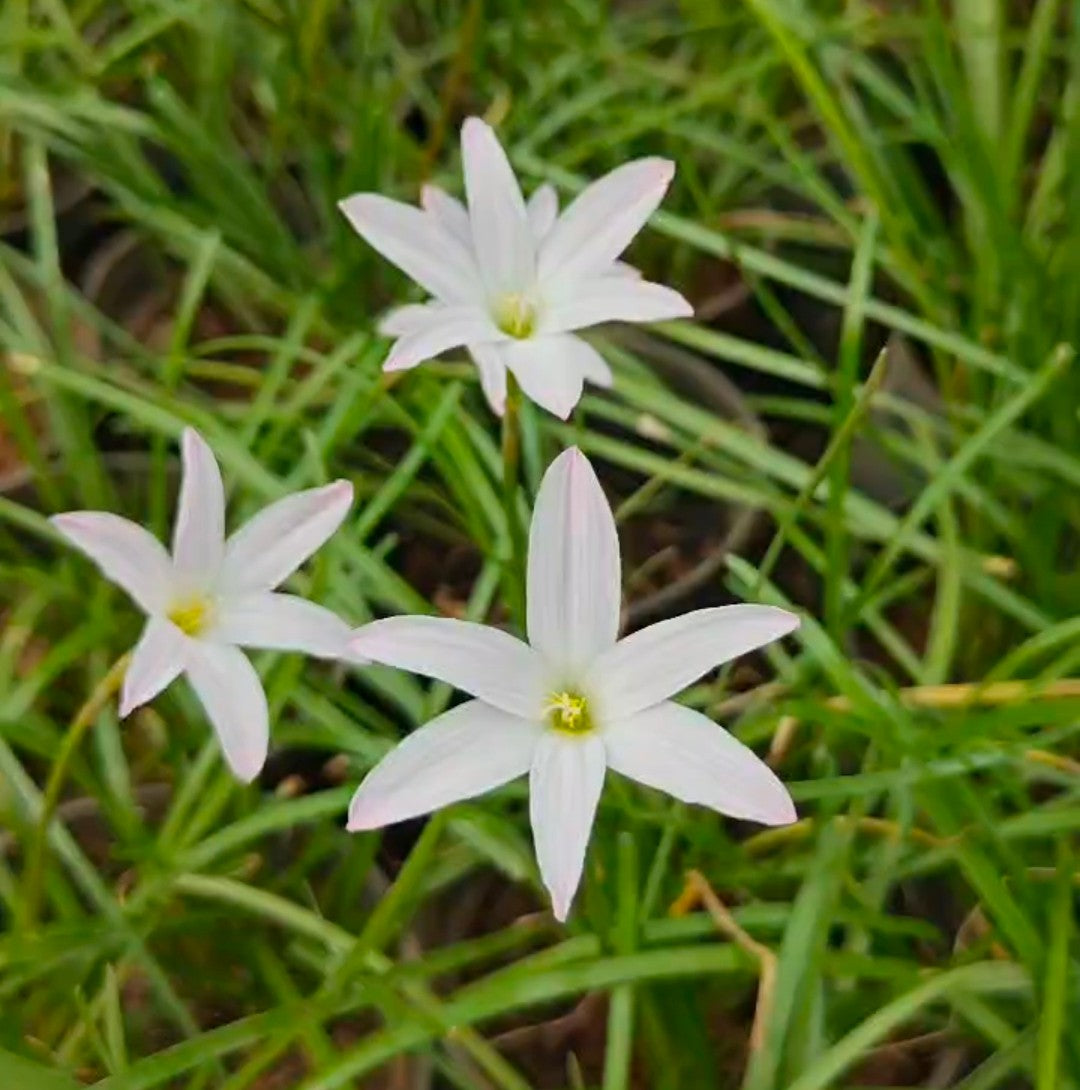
[168,595,213,637]
[545,691,593,735]
[492,293,537,339]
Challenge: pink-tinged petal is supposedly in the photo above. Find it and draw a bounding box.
[183,642,269,783]
[51,512,174,614]
[383,305,505,372]
[420,184,472,247]
[468,343,509,415]
[120,617,186,716]
[338,192,481,304]
[529,731,606,921]
[605,701,796,825]
[220,480,352,594]
[589,605,799,720]
[460,117,534,295]
[349,616,547,719]
[538,158,674,284]
[214,592,355,660]
[541,278,693,334]
[379,303,433,337]
[171,428,225,583]
[347,700,540,830]
[501,336,586,421]
[527,184,558,243]
[526,447,621,673]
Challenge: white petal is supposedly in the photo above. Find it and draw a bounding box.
[605,701,796,825]
[527,447,620,673]
[383,305,505,372]
[220,480,352,594]
[120,617,186,716]
[349,616,547,719]
[378,303,432,337]
[183,642,269,783]
[421,184,472,247]
[527,184,558,243]
[51,512,174,614]
[538,158,674,285]
[214,592,354,660]
[589,605,800,721]
[563,334,614,388]
[347,700,540,830]
[468,343,509,415]
[541,278,693,335]
[460,117,534,295]
[171,428,225,583]
[529,732,606,921]
[609,261,641,279]
[501,336,586,420]
[338,192,481,304]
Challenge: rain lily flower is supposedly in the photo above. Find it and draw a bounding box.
[51,428,354,782]
[347,448,798,920]
[338,117,693,419]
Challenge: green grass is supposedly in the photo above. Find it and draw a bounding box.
[2,1,1079,1087]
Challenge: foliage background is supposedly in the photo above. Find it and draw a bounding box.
[1,0,1079,1087]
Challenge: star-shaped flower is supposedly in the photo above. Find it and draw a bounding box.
[347,447,797,920]
[51,428,354,781]
[339,117,693,419]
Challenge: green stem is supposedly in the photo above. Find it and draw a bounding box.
[321,810,449,995]
[23,652,130,928]
[500,375,527,627]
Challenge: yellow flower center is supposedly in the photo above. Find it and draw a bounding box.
[492,293,537,339]
[546,691,593,735]
[167,595,213,637]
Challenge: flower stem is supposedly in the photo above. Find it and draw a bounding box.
[501,375,527,627]
[22,652,130,929]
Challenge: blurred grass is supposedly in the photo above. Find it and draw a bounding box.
[1,0,1079,1087]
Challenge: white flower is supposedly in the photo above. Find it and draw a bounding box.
[347,447,798,920]
[338,117,693,420]
[51,428,355,782]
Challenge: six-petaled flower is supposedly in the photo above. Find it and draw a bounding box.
[51,428,355,781]
[346,447,798,920]
[339,117,693,419]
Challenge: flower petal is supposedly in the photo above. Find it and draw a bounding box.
[538,158,674,285]
[420,184,472,247]
[563,334,613,388]
[527,184,558,243]
[347,700,540,830]
[541,278,693,334]
[120,617,186,716]
[605,701,796,825]
[468,343,509,415]
[527,447,621,674]
[183,642,269,783]
[171,428,225,584]
[338,192,481,304]
[589,605,800,720]
[51,512,174,614]
[460,117,534,295]
[383,305,505,372]
[379,303,432,337]
[214,592,355,660]
[220,480,353,594]
[529,731,606,921]
[349,616,547,718]
[501,336,586,421]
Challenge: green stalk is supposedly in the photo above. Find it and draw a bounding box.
[501,374,527,628]
[22,652,130,929]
